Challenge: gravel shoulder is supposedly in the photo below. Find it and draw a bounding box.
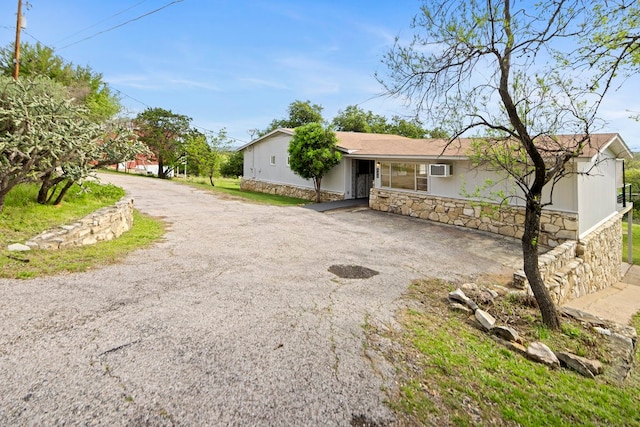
[0,174,522,425]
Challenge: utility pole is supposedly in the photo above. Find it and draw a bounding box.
[13,0,22,79]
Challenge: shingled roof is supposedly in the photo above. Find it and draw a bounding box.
[334,131,631,160]
[240,129,631,160]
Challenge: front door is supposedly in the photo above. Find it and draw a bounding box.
[353,160,374,199]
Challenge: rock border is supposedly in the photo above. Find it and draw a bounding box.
[448,286,637,381]
[8,198,135,251]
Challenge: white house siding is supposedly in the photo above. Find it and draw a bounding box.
[577,150,619,237]
[373,159,578,213]
[242,133,347,196]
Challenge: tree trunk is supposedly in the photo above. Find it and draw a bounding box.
[313,177,322,202]
[209,173,215,187]
[522,196,561,330]
[0,190,7,214]
[37,171,53,204]
[53,179,75,205]
[158,156,166,179]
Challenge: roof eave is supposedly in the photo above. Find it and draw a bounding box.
[584,133,633,162]
[237,128,295,151]
[344,154,468,161]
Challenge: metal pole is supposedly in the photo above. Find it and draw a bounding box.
[13,0,22,80]
[628,208,633,265]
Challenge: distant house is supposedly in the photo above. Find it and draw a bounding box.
[240,129,633,304]
[112,154,174,177]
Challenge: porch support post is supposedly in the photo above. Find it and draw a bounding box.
[628,206,634,265]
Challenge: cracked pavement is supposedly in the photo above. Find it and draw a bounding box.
[0,173,521,425]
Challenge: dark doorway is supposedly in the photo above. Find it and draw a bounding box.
[352,160,374,199]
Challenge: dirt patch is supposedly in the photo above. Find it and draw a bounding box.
[329,264,379,279]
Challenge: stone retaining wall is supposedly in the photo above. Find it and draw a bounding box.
[513,214,623,304]
[240,179,344,202]
[369,188,578,247]
[26,198,134,250]
[369,189,623,304]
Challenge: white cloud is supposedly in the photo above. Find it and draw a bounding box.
[107,73,220,92]
[238,78,289,90]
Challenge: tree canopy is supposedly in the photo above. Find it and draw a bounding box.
[135,108,192,179]
[0,76,142,211]
[260,100,324,136]
[377,0,634,329]
[288,123,341,202]
[220,150,244,178]
[0,42,121,122]
[185,128,230,186]
[331,105,388,134]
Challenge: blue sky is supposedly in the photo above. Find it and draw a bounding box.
[1,0,639,149]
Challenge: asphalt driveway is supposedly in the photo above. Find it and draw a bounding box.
[0,173,522,425]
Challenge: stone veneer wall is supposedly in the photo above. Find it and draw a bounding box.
[240,179,344,202]
[513,214,623,304]
[369,189,623,304]
[26,198,134,250]
[369,188,578,247]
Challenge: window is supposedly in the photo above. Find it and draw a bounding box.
[379,162,428,192]
[417,163,428,191]
[391,163,415,190]
[287,155,290,166]
[380,163,390,187]
[270,155,276,166]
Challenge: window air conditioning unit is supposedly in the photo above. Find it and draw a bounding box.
[429,164,452,177]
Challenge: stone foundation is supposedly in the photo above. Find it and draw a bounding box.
[369,189,622,304]
[513,214,622,304]
[369,188,578,246]
[240,179,344,202]
[26,198,134,250]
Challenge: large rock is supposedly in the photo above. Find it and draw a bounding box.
[448,289,478,312]
[560,307,607,327]
[7,243,31,252]
[527,342,560,368]
[610,333,636,360]
[448,302,472,314]
[475,309,496,331]
[490,326,522,344]
[491,336,527,355]
[556,352,601,378]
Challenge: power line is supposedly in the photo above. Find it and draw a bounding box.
[54,0,150,45]
[5,2,241,142]
[22,29,44,45]
[57,0,184,51]
[111,88,247,143]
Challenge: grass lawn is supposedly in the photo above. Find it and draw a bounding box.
[371,278,640,426]
[176,175,310,206]
[0,182,165,279]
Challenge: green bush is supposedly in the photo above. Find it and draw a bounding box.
[220,150,243,177]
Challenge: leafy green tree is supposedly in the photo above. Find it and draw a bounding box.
[377,0,626,329]
[0,76,101,212]
[288,123,342,202]
[582,1,640,90]
[37,122,145,205]
[331,105,387,133]
[0,42,120,122]
[261,100,324,135]
[221,150,244,177]
[331,105,444,138]
[135,108,192,179]
[386,116,429,138]
[185,129,230,186]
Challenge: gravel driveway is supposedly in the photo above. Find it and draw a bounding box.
[0,174,521,426]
